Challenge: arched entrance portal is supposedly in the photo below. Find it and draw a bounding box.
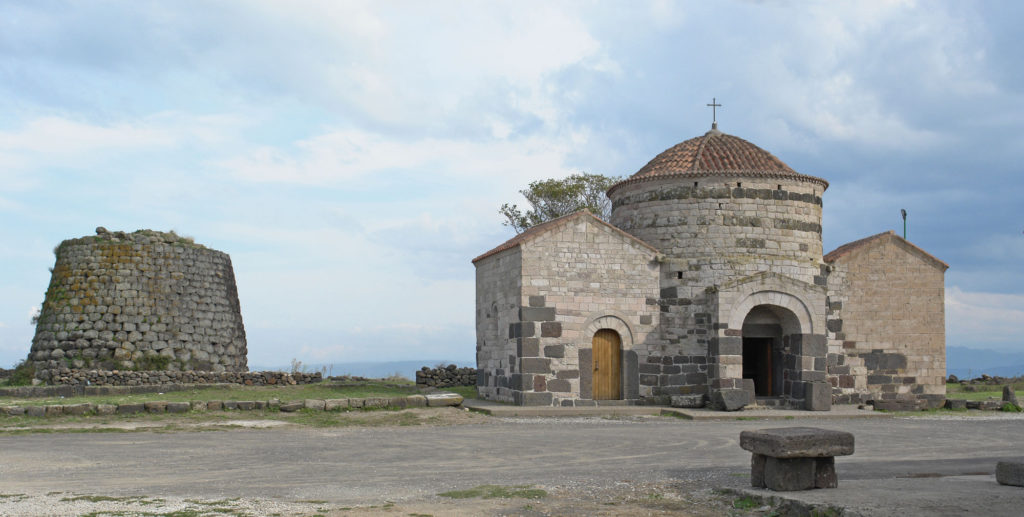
[592,329,621,400]
[741,305,798,397]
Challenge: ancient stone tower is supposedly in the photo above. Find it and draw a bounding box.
[28,228,247,383]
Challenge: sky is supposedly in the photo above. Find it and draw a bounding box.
[1,1,1022,370]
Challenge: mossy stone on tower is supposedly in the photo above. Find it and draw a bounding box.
[28,228,248,383]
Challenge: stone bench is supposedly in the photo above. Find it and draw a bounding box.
[739,427,855,491]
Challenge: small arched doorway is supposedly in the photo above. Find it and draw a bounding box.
[741,305,793,397]
[592,329,621,400]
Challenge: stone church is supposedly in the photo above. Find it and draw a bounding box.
[473,122,947,410]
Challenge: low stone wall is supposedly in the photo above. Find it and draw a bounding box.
[415,365,476,388]
[0,392,464,417]
[38,368,322,386]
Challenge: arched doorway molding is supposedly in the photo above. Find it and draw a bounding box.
[581,312,635,350]
[728,290,813,335]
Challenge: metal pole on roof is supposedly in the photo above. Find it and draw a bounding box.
[901,209,907,239]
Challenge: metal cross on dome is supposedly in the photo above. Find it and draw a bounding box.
[706,98,722,126]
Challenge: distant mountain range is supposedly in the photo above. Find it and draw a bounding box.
[946,346,1024,379]
[249,347,1023,382]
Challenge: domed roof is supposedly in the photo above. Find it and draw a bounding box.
[609,126,828,195]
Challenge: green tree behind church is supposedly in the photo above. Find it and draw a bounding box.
[500,173,620,233]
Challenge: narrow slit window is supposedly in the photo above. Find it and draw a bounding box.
[677,271,683,279]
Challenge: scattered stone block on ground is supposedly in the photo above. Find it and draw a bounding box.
[804,382,832,411]
[713,389,749,411]
[944,399,967,410]
[62,403,94,415]
[278,401,303,412]
[403,395,428,408]
[144,401,168,413]
[117,403,144,415]
[1002,386,1019,408]
[872,399,921,411]
[303,399,326,410]
[425,393,464,407]
[670,394,705,408]
[167,402,190,413]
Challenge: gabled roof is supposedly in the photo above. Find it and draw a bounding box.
[824,230,949,271]
[472,210,659,264]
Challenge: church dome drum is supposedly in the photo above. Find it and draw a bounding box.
[608,125,829,286]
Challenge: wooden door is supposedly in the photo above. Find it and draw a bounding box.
[592,329,621,400]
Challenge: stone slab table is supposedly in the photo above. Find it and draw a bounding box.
[739,426,855,491]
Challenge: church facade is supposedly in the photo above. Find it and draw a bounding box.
[473,125,947,410]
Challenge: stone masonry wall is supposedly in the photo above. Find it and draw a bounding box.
[517,216,660,406]
[610,176,826,286]
[475,247,522,403]
[41,369,320,386]
[416,365,476,388]
[28,228,248,383]
[825,233,946,408]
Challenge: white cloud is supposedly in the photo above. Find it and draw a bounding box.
[0,322,7,328]
[946,286,1024,347]
[0,116,173,155]
[218,129,578,188]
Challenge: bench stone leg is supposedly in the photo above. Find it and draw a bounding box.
[814,457,837,488]
[751,453,767,488]
[764,457,816,491]
[753,455,838,491]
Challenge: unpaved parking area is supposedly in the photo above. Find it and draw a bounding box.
[0,412,1022,515]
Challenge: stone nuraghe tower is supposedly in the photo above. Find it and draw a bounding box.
[28,228,248,383]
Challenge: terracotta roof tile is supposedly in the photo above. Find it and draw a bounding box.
[472,210,658,264]
[609,128,828,195]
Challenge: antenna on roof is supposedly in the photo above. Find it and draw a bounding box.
[901,209,907,239]
[706,97,722,130]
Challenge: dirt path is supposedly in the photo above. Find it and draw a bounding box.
[0,412,1021,515]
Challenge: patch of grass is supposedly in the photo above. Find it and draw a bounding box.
[1,380,417,407]
[1002,403,1022,412]
[661,410,690,419]
[442,385,478,400]
[438,484,547,500]
[732,496,761,510]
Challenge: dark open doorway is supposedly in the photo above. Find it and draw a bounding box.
[742,337,774,396]
[742,305,791,397]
